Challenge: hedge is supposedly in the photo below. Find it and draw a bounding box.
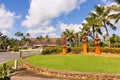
[41,46,120,55]
[41,47,62,55]
[68,47,120,54]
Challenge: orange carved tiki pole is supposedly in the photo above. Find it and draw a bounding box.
[94,32,101,55]
[82,32,87,54]
[62,35,67,54]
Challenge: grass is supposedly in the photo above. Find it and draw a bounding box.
[0,59,22,71]
[25,54,120,74]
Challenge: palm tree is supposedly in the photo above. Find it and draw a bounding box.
[82,14,102,39]
[73,33,80,47]
[110,34,120,47]
[26,33,30,38]
[0,35,9,49]
[15,31,23,40]
[56,38,62,46]
[25,33,31,47]
[115,0,120,4]
[108,0,120,23]
[15,31,23,46]
[45,35,50,43]
[92,5,117,47]
[62,29,74,47]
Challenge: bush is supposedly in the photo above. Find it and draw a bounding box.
[41,46,120,55]
[12,46,19,52]
[70,47,82,54]
[68,47,120,54]
[67,47,71,53]
[101,47,120,54]
[0,49,6,52]
[41,47,62,55]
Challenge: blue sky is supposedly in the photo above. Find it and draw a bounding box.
[0,0,119,38]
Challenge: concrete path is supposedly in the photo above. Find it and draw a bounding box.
[10,67,69,80]
[0,52,37,64]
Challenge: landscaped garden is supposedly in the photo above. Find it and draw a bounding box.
[25,54,120,74]
[0,60,22,79]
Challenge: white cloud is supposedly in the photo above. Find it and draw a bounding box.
[100,0,113,6]
[101,0,107,3]
[22,0,86,36]
[1,30,10,35]
[26,26,56,37]
[0,4,15,29]
[49,33,60,38]
[59,22,83,33]
[0,4,20,36]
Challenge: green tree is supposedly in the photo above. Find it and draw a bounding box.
[110,34,120,47]
[108,0,120,23]
[15,31,23,40]
[115,0,120,4]
[26,33,30,38]
[45,35,50,43]
[0,35,9,49]
[73,33,80,47]
[15,31,23,46]
[62,29,74,47]
[82,14,102,39]
[92,5,117,47]
[56,38,62,46]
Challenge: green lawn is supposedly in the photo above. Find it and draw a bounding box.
[0,60,22,71]
[25,54,120,74]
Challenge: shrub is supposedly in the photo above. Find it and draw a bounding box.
[42,46,120,55]
[41,48,50,55]
[100,47,120,54]
[12,46,19,52]
[70,47,82,54]
[67,47,71,53]
[41,47,62,55]
[88,47,94,52]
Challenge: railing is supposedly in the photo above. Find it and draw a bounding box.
[19,48,43,58]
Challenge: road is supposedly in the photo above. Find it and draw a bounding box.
[0,52,36,64]
[10,67,68,80]
[0,52,68,80]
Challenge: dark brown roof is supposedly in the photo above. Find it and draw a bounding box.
[29,38,60,47]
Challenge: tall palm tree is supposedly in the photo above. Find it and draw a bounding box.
[62,29,74,47]
[25,33,31,47]
[0,35,9,49]
[73,33,78,47]
[108,0,120,23]
[115,0,120,4]
[92,5,117,47]
[15,31,23,46]
[15,31,23,40]
[26,33,30,38]
[82,16,102,39]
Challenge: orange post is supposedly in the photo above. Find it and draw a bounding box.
[62,35,67,54]
[95,46,100,55]
[62,47,66,54]
[94,32,101,55]
[83,43,87,54]
[82,32,87,54]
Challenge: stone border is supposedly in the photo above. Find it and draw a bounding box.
[23,61,120,80]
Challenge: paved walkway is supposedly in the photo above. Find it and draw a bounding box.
[10,67,69,80]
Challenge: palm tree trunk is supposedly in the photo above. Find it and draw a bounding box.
[92,26,95,39]
[104,21,110,48]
